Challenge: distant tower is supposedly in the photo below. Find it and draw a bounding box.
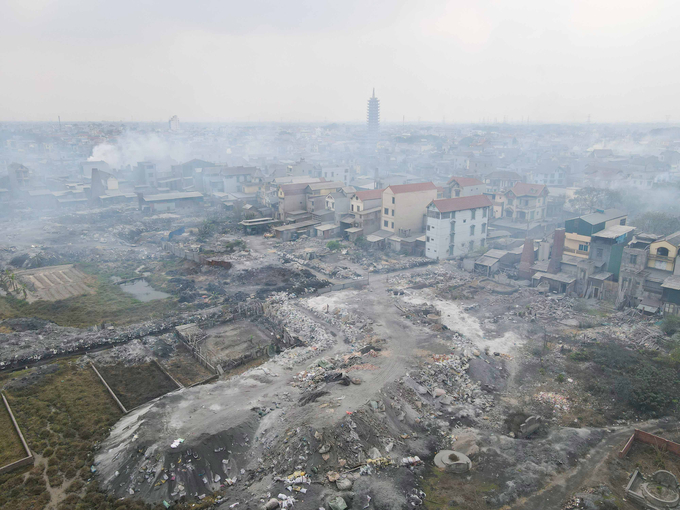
[367,89,380,143]
[169,115,180,132]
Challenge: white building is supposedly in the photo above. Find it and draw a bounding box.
[425,195,492,260]
[169,115,180,132]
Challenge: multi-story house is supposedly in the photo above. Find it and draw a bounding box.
[342,188,384,238]
[483,170,522,192]
[381,182,438,237]
[564,209,628,259]
[502,183,549,222]
[304,181,346,213]
[445,176,485,198]
[425,195,492,259]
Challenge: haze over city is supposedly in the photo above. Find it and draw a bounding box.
[3,2,680,510]
[2,0,679,123]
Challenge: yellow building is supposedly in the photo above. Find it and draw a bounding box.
[381,182,438,237]
[647,232,680,272]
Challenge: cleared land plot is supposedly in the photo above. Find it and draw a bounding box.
[96,362,180,410]
[0,401,26,467]
[202,320,273,365]
[161,346,213,386]
[16,265,96,303]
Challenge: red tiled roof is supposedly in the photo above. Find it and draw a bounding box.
[510,182,547,197]
[430,195,492,213]
[447,176,483,186]
[353,188,385,201]
[387,182,437,194]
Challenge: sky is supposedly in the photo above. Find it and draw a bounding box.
[1,0,679,124]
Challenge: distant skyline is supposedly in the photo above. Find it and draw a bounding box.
[1,0,679,124]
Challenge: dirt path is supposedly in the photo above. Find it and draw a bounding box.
[509,421,666,510]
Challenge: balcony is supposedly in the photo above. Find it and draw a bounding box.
[649,253,673,264]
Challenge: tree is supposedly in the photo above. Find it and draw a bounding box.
[0,268,27,299]
[326,240,343,251]
[570,187,622,214]
[632,212,680,236]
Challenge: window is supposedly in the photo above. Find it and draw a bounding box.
[481,239,485,247]
[658,247,670,257]
[481,223,486,234]
[629,254,638,265]
[426,237,430,242]
[384,220,388,227]
[471,209,476,220]
[427,225,430,231]
[578,244,589,252]
[351,204,354,211]
[392,197,395,204]
[620,218,626,225]
[391,222,394,228]
[384,207,389,215]
[483,208,487,218]
[391,209,394,216]
[469,240,474,250]
[596,248,603,259]
[470,225,475,236]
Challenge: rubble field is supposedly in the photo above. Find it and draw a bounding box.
[201,320,276,369]
[2,207,679,510]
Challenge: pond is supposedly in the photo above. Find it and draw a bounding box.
[120,279,171,302]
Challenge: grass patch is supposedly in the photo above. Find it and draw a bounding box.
[0,278,178,328]
[96,362,179,410]
[0,401,26,467]
[568,341,680,418]
[0,360,214,510]
[421,467,489,509]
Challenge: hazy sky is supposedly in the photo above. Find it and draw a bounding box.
[1,0,678,123]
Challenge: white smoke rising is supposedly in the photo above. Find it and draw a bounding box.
[88,132,190,169]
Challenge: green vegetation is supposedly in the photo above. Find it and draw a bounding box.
[661,315,680,336]
[96,362,179,410]
[0,278,177,328]
[632,212,680,236]
[0,401,27,467]
[354,236,368,250]
[569,342,680,416]
[326,240,344,251]
[0,360,217,510]
[0,269,27,300]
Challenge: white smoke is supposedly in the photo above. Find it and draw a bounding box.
[88,132,190,169]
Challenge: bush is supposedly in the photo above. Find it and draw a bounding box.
[661,315,680,336]
[326,240,343,251]
[555,374,565,383]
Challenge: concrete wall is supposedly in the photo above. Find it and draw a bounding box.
[0,393,34,475]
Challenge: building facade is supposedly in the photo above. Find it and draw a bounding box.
[381,182,438,237]
[425,195,492,259]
